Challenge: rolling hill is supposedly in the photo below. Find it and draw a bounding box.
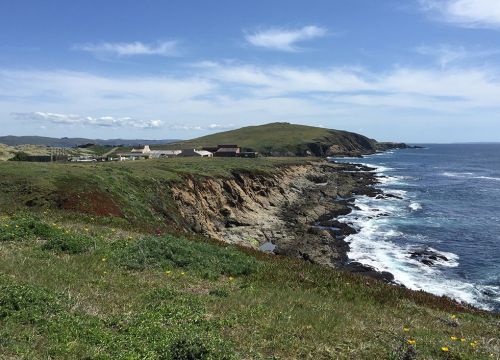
[165,122,407,156]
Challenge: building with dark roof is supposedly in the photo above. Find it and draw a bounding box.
[214,144,240,157]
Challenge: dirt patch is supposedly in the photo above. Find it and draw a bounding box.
[57,191,123,217]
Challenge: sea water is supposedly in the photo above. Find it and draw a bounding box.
[333,144,500,311]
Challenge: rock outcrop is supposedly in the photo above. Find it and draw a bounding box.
[171,161,380,269]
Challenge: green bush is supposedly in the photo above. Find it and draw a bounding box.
[118,235,258,278]
[41,232,95,254]
[0,214,95,254]
[7,151,30,161]
[0,278,61,323]
[169,335,211,360]
[0,214,55,241]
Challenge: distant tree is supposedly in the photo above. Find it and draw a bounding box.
[8,151,30,161]
[77,143,95,148]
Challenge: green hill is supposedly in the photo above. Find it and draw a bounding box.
[165,122,381,156]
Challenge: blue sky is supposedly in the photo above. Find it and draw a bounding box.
[1,0,500,142]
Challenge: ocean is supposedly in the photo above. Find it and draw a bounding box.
[333,144,500,312]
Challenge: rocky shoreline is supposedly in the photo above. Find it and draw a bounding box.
[171,159,399,283]
[275,161,398,283]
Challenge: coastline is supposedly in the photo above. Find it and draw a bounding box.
[171,155,498,312]
[171,159,399,282]
[334,150,500,313]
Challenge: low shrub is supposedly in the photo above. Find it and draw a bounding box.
[0,214,94,253]
[118,235,258,278]
[0,277,62,323]
[41,232,95,254]
[0,214,54,241]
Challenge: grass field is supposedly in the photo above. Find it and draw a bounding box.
[0,158,498,359]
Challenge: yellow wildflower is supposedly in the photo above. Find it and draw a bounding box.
[181,272,185,275]
[450,314,457,319]
[441,347,449,352]
[403,327,410,332]
[407,339,416,345]
[101,258,107,262]
[165,270,171,275]
[460,338,466,342]
[229,276,234,281]
[84,228,89,232]
[451,336,457,341]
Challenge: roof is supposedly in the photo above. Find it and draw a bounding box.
[195,150,213,156]
[216,147,239,153]
[150,150,182,155]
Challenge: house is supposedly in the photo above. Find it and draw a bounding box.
[214,144,240,157]
[131,145,151,154]
[178,149,213,157]
[149,150,182,158]
[116,153,148,161]
[124,145,182,159]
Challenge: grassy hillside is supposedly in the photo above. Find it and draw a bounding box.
[0,158,498,359]
[164,122,378,156]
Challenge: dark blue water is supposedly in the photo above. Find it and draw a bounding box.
[334,144,500,311]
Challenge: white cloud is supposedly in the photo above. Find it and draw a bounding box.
[244,25,327,51]
[420,0,500,28]
[11,112,163,128]
[75,40,180,57]
[167,123,235,131]
[2,62,500,140]
[415,45,469,67]
[415,44,500,67]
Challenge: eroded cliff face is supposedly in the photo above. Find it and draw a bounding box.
[171,165,310,246]
[171,162,380,268]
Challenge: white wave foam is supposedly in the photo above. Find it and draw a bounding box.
[409,202,422,211]
[442,172,474,178]
[386,189,407,197]
[475,176,500,182]
[340,195,496,310]
[442,172,500,182]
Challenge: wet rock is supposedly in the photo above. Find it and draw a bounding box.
[409,248,449,266]
[342,262,395,283]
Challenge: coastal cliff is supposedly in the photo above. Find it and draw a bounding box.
[171,160,394,280]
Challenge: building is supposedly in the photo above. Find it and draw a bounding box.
[121,145,182,159]
[214,144,240,157]
[130,145,151,154]
[178,149,213,157]
[149,150,182,158]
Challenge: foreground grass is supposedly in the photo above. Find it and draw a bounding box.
[0,213,498,359]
